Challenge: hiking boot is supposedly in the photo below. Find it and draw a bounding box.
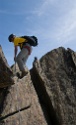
[20,71,28,79]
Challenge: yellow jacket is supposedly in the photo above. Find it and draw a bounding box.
[14,37,27,49]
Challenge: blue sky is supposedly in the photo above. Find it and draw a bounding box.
[0,0,76,69]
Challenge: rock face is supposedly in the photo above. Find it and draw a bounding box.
[31,47,76,125]
[0,46,14,88]
[0,46,76,125]
[0,46,48,125]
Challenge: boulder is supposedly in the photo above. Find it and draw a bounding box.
[31,47,76,125]
[0,45,48,125]
[0,46,14,88]
[0,46,76,125]
[0,74,48,125]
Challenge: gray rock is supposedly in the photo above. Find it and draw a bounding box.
[0,46,76,125]
[31,47,76,125]
[0,45,48,125]
[0,46,14,88]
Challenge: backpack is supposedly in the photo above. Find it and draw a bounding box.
[21,35,38,47]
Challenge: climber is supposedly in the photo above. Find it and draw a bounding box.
[8,34,32,78]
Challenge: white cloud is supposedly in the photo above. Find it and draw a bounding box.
[54,7,76,44]
[32,0,76,45]
[37,0,53,16]
[31,0,56,16]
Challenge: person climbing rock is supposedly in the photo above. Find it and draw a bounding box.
[8,34,32,78]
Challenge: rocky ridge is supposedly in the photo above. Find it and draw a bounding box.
[0,45,76,125]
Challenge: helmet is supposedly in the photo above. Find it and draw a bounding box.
[8,34,14,42]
